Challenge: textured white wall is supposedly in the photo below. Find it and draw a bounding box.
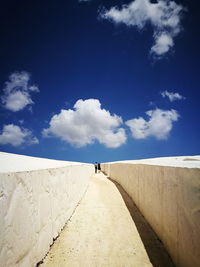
[0,163,94,267]
[101,160,200,267]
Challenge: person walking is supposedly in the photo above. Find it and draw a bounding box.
[94,162,98,173]
[98,163,101,173]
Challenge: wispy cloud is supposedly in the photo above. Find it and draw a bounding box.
[1,71,39,112]
[100,0,185,59]
[161,90,186,102]
[126,108,179,139]
[79,0,91,2]
[0,124,39,147]
[43,98,126,148]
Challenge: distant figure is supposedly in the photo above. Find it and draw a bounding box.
[98,163,101,173]
[94,162,98,173]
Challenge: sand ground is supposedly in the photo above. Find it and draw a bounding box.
[40,173,174,267]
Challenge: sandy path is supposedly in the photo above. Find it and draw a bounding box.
[41,173,152,267]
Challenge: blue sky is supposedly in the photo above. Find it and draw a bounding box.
[0,0,199,163]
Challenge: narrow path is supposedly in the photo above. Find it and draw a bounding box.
[41,173,153,266]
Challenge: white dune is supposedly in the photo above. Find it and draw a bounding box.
[0,152,84,173]
[104,155,200,168]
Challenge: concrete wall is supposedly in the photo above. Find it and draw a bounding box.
[0,164,94,267]
[101,162,200,267]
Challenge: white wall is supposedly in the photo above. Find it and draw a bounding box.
[101,161,200,267]
[0,163,94,267]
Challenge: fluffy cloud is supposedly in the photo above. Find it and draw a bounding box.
[126,108,179,140]
[0,124,39,147]
[100,0,185,58]
[43,99,126,148]
[1,71,39,112]
[151,33,174,56]
[161,90,185,102]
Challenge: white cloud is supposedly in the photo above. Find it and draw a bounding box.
[100,0,185,58]
[19,119,24,125]
[43,99,126,148]
[151,32,174,56]
[0,124,39,147]
[29,136,39,145]
[161,90,185,102]
[1,71,39,112]
[126,108,179,140]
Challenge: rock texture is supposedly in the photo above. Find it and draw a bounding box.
[0,152,94,267]
[101,156,200,267]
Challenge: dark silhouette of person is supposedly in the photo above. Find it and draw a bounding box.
[94,162,98,173]
[98,163,101,172]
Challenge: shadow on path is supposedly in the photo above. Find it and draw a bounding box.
[108,177,175,267]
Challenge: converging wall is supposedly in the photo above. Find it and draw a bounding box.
[0,153,94,267]
[101,158,200,267]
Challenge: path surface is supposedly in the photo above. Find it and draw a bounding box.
[41,173,153,267]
